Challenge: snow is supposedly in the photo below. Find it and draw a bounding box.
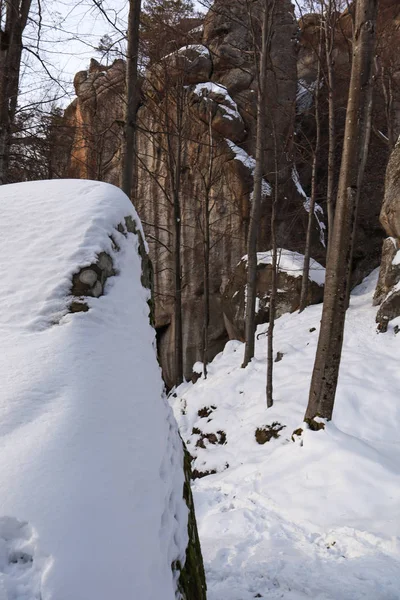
[162,44,210,60]
[188,24,204,35]
[296,79,317,114]
[193,82,243,122]
[172,269,400,600]
[292,166,326,247]
[241,249,325,286]
[178,44,210,57]
[226,140,272,197]
[392,247,400,265]
[0,179,189,600]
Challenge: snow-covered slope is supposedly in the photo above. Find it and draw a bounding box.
[0,180,189,600]
[172,270,400,599]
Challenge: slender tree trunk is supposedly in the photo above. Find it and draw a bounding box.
[266,130,278,408]
[304,0,378,423]
[120,0,142,198]
[0,0,32,184]
[171,92,184,387]
[299,29,322,313]
[173,188,183,386]
[325,0,336,254]
[202,110,213,379]
[345,55,376,308]
[242,2,269,369]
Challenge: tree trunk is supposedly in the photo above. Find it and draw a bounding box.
[304,0,378,423]
[171,92,184,387]
[202,110,213,380]
[242,2,270,369]
[325,0,336,254]
[0,0,32,184]
[120,0,142,198]
[299,28,322,313]
[266,129,278,408]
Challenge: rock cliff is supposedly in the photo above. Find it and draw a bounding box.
[64,0,400,385]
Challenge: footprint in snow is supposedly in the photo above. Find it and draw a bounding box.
[0,516,47,600]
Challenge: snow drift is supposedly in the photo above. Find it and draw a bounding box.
[0,179,202,600]
[173,270,400,599]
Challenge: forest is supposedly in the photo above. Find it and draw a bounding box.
[0,0,399,598]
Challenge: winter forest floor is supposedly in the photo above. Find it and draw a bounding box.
[172,270,400,600]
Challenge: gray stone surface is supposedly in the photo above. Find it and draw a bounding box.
[222,257,324,341]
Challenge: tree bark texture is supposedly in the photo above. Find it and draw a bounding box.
[305,0,378,423]
[299,28,322,313]
[242,1,270,368]
[202,109,213,380]
[266,128,279,408]
[324,0,337,255]
[120,0,142,198]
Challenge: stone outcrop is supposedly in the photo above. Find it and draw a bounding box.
[374,138,400,329]
[296,1,400,282]
[66,58,125,184]
[222,250,324,341]
[130,0,312,387]
[64,0,400,384]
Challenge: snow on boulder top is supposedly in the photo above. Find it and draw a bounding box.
[241,249,325,286]
[0,180,189,600]
[193,82,242,121]
[162,44,210,61]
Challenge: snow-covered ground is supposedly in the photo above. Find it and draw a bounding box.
[0,180,188,600]
[172,270,400,600]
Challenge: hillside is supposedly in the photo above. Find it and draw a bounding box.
[172,270,400,599]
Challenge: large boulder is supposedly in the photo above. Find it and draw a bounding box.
[0,179,206,600]
[222,250,325,341]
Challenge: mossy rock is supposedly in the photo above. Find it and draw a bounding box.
[255,422,285,444]
[174,444,207,600]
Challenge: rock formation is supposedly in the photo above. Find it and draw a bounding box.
[374,137,400,329]
[63,0,400,385]
[223,250,324,341]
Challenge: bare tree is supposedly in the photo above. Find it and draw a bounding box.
[305,0,379,423]
[120,0,142,198]
[266,126,278,408]
[299,26,323,312]
[0,0,32,184]
[324,0,339,250]
[242,0,273,369]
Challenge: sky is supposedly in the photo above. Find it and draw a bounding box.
[21,0,129,108]
[22,0,206,109]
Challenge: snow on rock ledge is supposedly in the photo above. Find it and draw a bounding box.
[189,82,246,143]
[0,180,206,600]
[222,249,325,341]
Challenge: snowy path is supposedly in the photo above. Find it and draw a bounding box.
[173,270,400,599]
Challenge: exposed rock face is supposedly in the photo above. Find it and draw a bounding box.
[296,2,400,282]
[373,237,400,306]
[375,138,400,327]
[380,139,400,241]
[66,58,125,184]
[222,250,324,341]
[64,0,400,384]
[128,0,310,387]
